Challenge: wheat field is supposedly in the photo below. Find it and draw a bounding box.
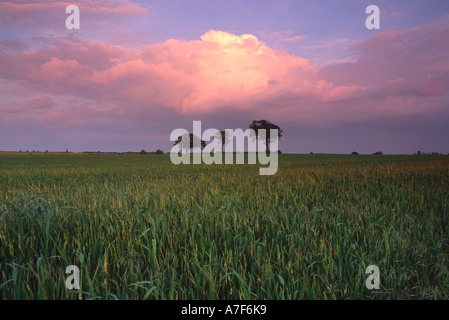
[1,153,448,299]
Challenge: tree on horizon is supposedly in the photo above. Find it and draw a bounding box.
[215,130,231,153]
[173,133,207,153]
[249,120,283,154]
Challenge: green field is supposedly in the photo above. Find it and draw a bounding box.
[0,153,448,299]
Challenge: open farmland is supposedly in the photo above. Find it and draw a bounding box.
[0,153,448,299]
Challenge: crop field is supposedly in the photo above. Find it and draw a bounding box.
[0,153,448,299]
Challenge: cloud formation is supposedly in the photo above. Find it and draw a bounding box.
[0,29,372,120]
[0,0,148,18]
[0,13,448,152]
[0,0,149,39]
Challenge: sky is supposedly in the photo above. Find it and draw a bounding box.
[0,0,449,154]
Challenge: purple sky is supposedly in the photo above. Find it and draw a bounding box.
[1,0,449,154]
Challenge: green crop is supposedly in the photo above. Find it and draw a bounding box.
[0,153,448,299]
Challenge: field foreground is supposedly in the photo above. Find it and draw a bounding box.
[0,153,448,299]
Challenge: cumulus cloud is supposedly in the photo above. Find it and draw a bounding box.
[1,16,449,131]
[1,29,368,119]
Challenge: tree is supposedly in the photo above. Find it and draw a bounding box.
[174,133,207,153]
[215,130,231,153]
[249,120,283,154]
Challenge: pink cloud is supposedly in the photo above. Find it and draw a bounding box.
[281,35,307,43]
[1,16,449,130]
[321,85,370,102]
[260,31,307,43]
[320,16,449,102]
[31,30,331,114]
[0,1,148,17]
[0,0,148,33]
[23,95,54,110]
[391,11,405,18]
[40,57,83,83]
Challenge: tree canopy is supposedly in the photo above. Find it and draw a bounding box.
[249,120,283,154]
[174,133,207,152]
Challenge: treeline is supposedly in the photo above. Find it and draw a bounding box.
[414,151,445,155]
[81,149,165,155]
